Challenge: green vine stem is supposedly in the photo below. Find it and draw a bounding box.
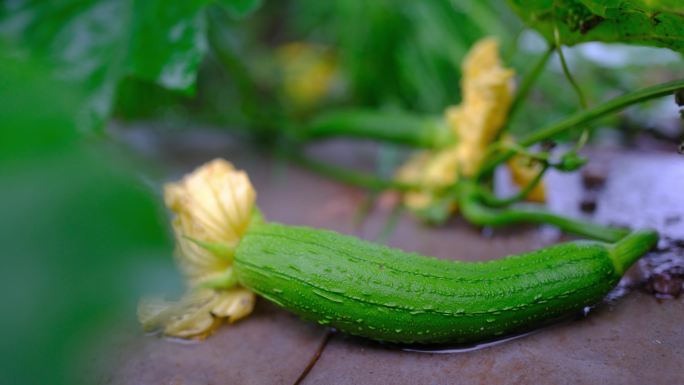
[609,230,659,275]
[476,164,549,207]
[459,181,629,243]
[286,151,417,192]
[554,26,589,110]
[301,109,453,148]
[477,78,684,180]
[498,45,554,139]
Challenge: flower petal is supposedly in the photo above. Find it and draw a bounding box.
[138,289,219,338]
[164,159,256,245]
[396,37,514,211]
[210,288,256,323]
[172,216,230,286]
[141,159,259,338]
[164,159,257,287]
[508,154,546,203]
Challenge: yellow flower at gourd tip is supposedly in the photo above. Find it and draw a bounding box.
[397,37,516,211]
[138,159,257,339]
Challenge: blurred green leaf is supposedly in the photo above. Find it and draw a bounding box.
[219,0,263,18]
[0,54,173,384]
[114,76,191,121]
[0,0,262,131]
[0,54,80,161]
[508,0,684,53]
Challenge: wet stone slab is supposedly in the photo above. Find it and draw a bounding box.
[104,129,684,384]
[303,292,684,385]
[544,149,684,240]
[103,302,326,385]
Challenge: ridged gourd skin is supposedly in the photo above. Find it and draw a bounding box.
[234,223,647,344]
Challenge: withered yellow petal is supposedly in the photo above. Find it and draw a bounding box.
[138,290,218,338]
[211,288,256,323]
[138,288,256,339]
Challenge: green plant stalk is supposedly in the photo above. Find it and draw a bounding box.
[302,109,452,148]
[234,221,657,344]
[459,181,629,242]
[476,164,549,208]
[554,26,588,110]
[375,203,403,244]
[287,151,417,192]
[609,231,659,275]
[499,45,554,139]
[477,78,684,179]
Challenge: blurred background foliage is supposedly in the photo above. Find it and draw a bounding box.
[4,0,680,141]
[115,0,682,144]
[0,0,682,383]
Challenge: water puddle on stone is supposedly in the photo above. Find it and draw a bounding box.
[544,151,684,300]
[396,311,592,354]
[400,330,540,354]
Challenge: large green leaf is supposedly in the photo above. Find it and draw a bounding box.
[0,0,262,131]
[507,0,684,53]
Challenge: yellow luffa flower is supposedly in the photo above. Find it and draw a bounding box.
[138,159,257,338]
[276,42,339,110]
[397,37,545,210]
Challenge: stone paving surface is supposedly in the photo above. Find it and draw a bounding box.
[103,129,684,384]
